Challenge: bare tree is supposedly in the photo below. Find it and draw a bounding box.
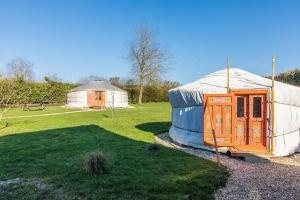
[109,77,121,86]
[128,25,170,104]
[6,58,34,82]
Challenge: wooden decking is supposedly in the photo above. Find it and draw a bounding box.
[228,149,274,163]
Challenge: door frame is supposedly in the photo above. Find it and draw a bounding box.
[231,90,268,151]
[203,90,268,151]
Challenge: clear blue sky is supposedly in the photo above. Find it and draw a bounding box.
[0,0,299,83]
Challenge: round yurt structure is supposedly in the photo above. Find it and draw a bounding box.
[168,68,300,156]
[67,80,128,108]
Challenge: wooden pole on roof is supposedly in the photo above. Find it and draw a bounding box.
[271,54,275,153]
[227,57,230,94]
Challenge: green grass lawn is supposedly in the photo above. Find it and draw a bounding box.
[2,106,80,118]
[0,103,228,200]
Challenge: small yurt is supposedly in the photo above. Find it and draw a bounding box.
[168,68,300,156]
[67,80,128,108]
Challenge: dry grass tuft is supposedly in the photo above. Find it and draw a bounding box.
[83,151,110,175]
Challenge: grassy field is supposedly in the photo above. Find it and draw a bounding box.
[0,103,228,200]
[2,106,80,118]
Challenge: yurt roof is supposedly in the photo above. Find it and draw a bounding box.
[168,68,300,108]
[70,80,126,92]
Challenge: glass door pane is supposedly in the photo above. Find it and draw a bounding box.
[253,97,262,118]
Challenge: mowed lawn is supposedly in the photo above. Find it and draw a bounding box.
[0,103,228,200]
[2,106,80,118]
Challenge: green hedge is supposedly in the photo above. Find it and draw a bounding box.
[0,79,76,105]
[0,79,179,105]
[25,82,76,104]
[116,81,180,103]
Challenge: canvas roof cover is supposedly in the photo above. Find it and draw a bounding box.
[169,68,300,108]
[70,80,126,92]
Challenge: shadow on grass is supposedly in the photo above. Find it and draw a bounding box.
[0,124,227,200]
[135,121,171,135]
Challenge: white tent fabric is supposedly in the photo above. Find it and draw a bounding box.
[105,90,129,108]
[67,80,128,108]
[67,91,88,108]
[168,68,300,156]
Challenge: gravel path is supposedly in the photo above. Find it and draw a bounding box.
[155,133,300,200]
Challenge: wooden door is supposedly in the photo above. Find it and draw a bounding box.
[94,91,105,107]
[87,91,105,107]
[203,94,234,147]
[204,92,267,150]
[87,91,95,107]
[248,95,266,146]
[232,91,267,150]
[235,95,248,145]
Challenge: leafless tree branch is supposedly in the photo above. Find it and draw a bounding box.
[6,57,34,83]
[128,25,170,104]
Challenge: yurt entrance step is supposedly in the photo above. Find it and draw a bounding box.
[90,106,106,110]
[228,149,273,163]
[203,90,268,152]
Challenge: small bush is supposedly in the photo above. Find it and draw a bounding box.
[147,144,160,152]
[83,151,110,175]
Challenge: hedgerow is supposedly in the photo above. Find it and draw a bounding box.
[0,79,179,105]
[0,79,76,105]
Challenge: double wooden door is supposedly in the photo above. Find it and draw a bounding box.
[235,94,266,147]
[203,92,267,149]
[87,91,105,107]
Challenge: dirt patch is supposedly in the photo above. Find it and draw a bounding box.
[0,178,66,199]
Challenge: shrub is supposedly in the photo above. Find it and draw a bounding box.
[147,144,160,152]
[111,80,180,103]
[0,79,76,105]
[83,151,110,175]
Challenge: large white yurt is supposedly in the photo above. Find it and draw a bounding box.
[67,80,128,108]
[168,68,300,156]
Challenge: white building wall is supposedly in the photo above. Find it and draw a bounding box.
[66,91,88,108]
[105,90,129,108]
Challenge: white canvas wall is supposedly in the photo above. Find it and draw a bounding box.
[169,105,204,148]
[67,90,128,108]
[105,90,128,108]
[66,91,88,108]
[274,103,300,156]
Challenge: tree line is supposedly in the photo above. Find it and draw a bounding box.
[0,25,177,106]
[0,74,179,106]
[0,57,179,106]
[109,77,179,103]
[274,68,300,86]
[264,68,300,86]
